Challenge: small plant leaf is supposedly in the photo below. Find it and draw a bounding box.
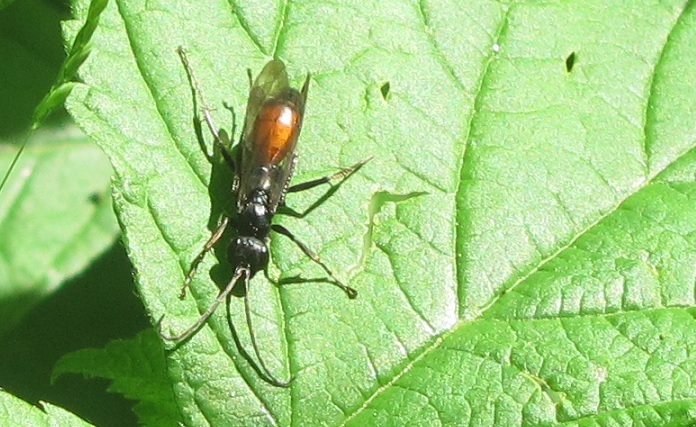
[53,330,180,427]
[0,126,117,337]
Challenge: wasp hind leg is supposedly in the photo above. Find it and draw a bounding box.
[271,223,357,299]
[279,157,372,218]
[287,157,372,194]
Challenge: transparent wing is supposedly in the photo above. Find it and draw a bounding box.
[267,75,309,211]
[242,60,290,146]
[237,59,310,213]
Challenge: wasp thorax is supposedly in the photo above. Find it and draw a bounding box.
[237,186,271,237]
[238,200,270,237]
[229,236,269,276]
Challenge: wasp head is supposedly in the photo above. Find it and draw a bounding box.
[229,236,269,279]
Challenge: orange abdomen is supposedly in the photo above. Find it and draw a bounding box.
[252,101,300,164]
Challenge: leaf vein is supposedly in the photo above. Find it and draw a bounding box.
[642,2,691,174]
[415,0,466,93]
[455,3,511,312]
[114,0,209,191]
[228,0,267,55]
[271,0,290,57]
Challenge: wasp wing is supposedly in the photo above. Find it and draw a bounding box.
[237,59,309,213]
[242,60,290,145]
[266,74,309,212]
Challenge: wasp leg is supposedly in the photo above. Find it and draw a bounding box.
[279,157,372,218]
[271,224,357,299]
[179,216,230,299]
[287,156,372,193]
[177,46,236,171]
[264,270,333,287]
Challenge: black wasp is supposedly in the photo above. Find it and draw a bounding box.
[160,47,370,387]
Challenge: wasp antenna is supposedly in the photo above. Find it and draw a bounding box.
[160,267,245,343]
[243,274,292,387]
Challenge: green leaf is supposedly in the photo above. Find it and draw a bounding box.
[0,0,13,12]
[53,329,180,427]
[65,0,696,426]
[0,389,93,427]
[0,125,118,337]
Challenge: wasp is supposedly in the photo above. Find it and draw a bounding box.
[160,48,370,387]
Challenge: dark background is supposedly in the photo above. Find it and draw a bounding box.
[0,0,150,426]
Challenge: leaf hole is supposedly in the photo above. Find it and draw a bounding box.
[380,82,391,100]
[565,52,576,73]
[88,192,103,204]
